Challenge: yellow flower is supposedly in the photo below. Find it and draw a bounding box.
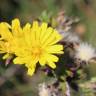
[13,21,64,76]
[0,19,23,59]
[0,18,64,76]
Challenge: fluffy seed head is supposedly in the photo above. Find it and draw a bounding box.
[75,43,96,62]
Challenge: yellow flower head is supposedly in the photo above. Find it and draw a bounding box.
[0,19,23,59]
[0,18,64,76]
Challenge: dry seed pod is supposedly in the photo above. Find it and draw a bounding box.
[74,43,96,63]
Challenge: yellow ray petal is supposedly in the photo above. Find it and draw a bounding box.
[32,21,39,29]
[12,18,22,37]
[46,54,59,62]
[47,61,56,69]
[27,67,35,76]
[3,53,10,59]
[39,55,46,66]
[25,55,39,68]
[31,21,39,44]
[40,22,48,40]
[0,23,13,40]
[13,57,24,64]
[32,21,41,41]
[23,23,31,46]
[46,45,64,54]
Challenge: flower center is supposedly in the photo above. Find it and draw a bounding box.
[32,46,42,56]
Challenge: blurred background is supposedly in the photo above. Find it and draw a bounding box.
[0,0,96,96]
